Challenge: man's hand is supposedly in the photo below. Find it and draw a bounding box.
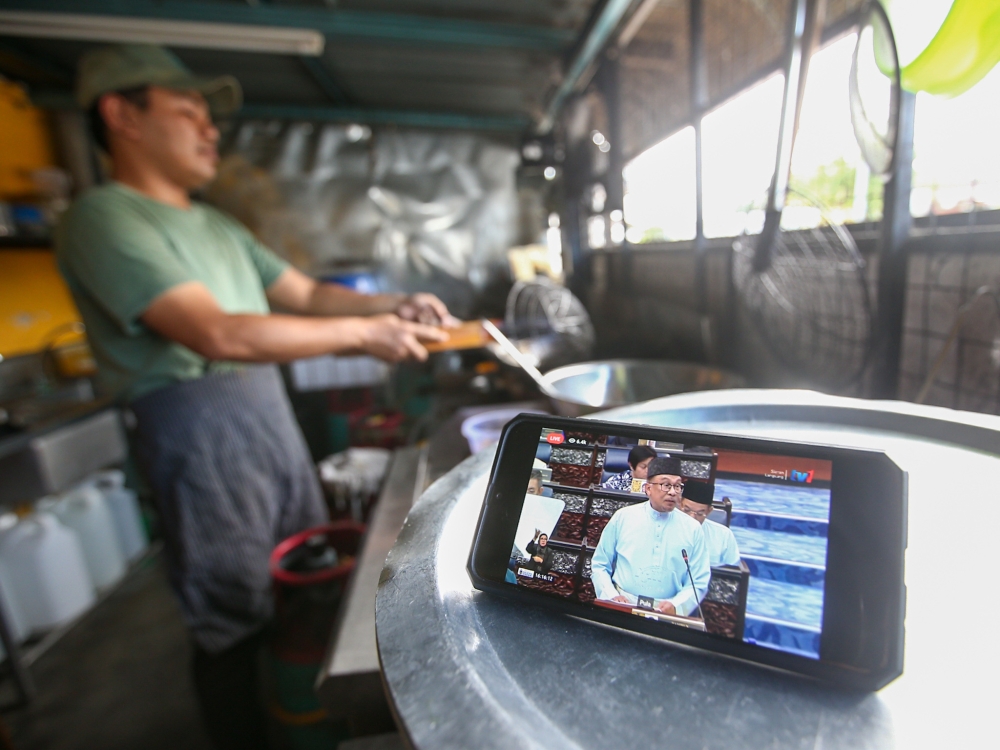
[656,601,677,615]
[141,282,450,364]
[395,293,459,328]
[611,595,630,604]
[357,314,448,362]
[267,268,460,326]
[532,556,543,564]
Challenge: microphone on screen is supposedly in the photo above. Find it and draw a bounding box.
[681,549,705,621]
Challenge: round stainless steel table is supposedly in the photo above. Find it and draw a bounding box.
[376,390,1000,749]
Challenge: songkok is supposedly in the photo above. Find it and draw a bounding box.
[682,480,715,505]
[645,456,682,479]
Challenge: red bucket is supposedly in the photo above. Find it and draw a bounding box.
[270,521,365,663]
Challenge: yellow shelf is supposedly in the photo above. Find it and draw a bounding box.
[0,79,56,200]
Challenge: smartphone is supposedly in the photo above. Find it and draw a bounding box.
[468,414,907,691]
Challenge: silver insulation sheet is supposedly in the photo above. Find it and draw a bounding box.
[207,123,520,315]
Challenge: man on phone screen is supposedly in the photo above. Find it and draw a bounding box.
[590,457,710,616]
[679,481,741,567]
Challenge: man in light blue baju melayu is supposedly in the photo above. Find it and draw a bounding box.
[679,480,741,567]
[591,457,711,616]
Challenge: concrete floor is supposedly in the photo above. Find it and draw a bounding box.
[2,555,214,750]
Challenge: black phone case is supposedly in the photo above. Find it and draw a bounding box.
[467,413,907,692]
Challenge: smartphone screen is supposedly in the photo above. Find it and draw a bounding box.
[472,415,906,689]
[505,425,834,661]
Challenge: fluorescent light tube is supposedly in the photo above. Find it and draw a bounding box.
[0,11,325,56]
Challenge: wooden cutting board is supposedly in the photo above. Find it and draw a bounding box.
[423,319,494,353]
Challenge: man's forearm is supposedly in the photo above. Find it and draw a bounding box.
[305,283,405,317]
[591,569,616,600]
[205,312,368,362]
[589,554,616,599]
[143,279,442,363]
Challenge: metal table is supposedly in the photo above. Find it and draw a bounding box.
[375,390,1000,749]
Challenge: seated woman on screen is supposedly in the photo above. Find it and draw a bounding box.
[601,445,658,492]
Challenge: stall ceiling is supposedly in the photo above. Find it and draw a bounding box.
[0,0,597,132]
[0,0,861,145]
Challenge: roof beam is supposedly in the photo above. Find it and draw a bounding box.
[537,0,642,133]
[237,104,530,132]
[299,57,350,106]
[28,90,529,132]
[0,0,575,52]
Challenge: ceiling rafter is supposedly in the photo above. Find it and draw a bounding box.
[28,89,530,132]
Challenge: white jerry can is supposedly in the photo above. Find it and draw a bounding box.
[0,514,31,643]
[0,512,96,632]
[53,484,126,590]
[90,470,148,563]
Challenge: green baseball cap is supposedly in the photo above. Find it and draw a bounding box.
[76,44,242,116]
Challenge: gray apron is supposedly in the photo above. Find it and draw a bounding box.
[130,365,328,653]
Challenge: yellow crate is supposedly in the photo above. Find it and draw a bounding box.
[0,250,85,358]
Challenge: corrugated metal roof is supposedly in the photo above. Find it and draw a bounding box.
[0,0,862,146]
[0,0,596,129]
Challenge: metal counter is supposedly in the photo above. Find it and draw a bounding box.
[317,445,426,733]
[375,389,1000,749]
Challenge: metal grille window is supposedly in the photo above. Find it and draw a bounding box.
[910,67,1000,218]
[619,0,690,161]
[701,74,783,238]
[622,126,697,243]
[703,0,791,103]
[899,250,1000,415]
[788,33,878,227]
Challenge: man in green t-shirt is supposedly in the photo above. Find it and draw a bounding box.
[58,45,455,750]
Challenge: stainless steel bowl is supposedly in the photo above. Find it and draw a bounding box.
[541,359,746,416]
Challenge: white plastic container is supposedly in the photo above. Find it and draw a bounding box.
[54,484,126,590]
[0,512,95,632]
[461,408,533,454]
[90,470,148,563]
[0,514,31,643]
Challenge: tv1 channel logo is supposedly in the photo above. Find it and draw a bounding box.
[766,467,815,483]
